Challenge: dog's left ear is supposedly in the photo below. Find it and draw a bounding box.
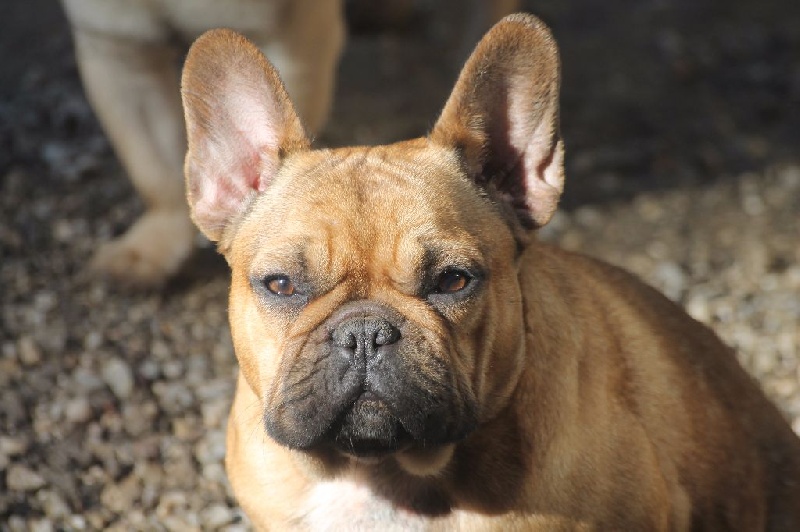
[430,13,563,228]
[181,29,310,243]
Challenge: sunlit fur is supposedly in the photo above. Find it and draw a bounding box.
[183,15,800,531]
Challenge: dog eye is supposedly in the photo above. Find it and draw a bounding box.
[265,275,296,297]
[436,268,471,294]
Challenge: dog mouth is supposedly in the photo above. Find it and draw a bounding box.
[329,391,413,459]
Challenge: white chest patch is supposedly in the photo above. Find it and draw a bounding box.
[299,479,436,531]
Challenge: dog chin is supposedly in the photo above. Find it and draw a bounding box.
[336,444,455,479]
[330,395,457,476]
[395,444,455,477]
[331,393,412,457]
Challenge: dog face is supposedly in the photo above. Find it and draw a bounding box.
[224,143,526,459]
[181,15,563,473]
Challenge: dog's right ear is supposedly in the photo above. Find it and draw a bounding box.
[181,29,309,243]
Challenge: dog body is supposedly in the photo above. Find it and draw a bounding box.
[61,0,344,284]
[181,14,800,530]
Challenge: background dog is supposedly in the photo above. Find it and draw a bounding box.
[181,13,800,530]
[60,0,345,286]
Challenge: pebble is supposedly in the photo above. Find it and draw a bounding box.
[17,335,42,366]
[222,524,251,532]
[153,381,195,414]
[64,516,88,529]
[72,366,106,393]
[37,489,71,519]
[194,430,227,465]
[122,400,158,437]
[102,358,135,400]
[652,261,687,302]
[202,504,237,529]
[64,396,93,423]
[0,436,29,457]
[6,464,47,492]
[100,473,141,513]
[155,490,189,520]
[162,360,184,380]
[201,397,230,429]
[28,519,54,532]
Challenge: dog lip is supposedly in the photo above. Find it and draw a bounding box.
[329,392,411,458]
[334,439,410,459]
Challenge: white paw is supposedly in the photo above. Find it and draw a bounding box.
[90,210,196,287]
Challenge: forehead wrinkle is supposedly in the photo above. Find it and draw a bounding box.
[249,239,307,275]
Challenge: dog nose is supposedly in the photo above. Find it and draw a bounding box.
[332,316,400,365]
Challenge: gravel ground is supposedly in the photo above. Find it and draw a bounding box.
[1,0,799,530]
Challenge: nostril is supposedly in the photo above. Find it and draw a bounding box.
[332,328,358,349]
[373,322,400,346]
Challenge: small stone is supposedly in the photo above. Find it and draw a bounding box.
[53,219,74,242]
[779,165,800,188]
[100,473,141,513]
[202,461,228,485]
[37,489,71,519]
[685,296,710,323]
[173,416,202,441]
[652,261,686,302]
[156,490,188,520]
[201,504,236,529]
[634,195,664,222]
[6,464,47,491]
[102,358,135,400]
[194,430,226,465]
[28,519,54,532]
[34,291,57,313]
[162,516,201,532]
[122,400,158,437]
[18,335,42,366]
[153,381,195,414]
[0,436,29,457]
[64,515,88,530]
[64,396,93,423]
[574,206,603,227]
[221,525,250,532]
[85,511,107,530]
[201,398,230,429]
[72,367,105,393]
[84,331,103,351]
[138,359,161,380]
[151,339,172,360]
[162,360,184,380]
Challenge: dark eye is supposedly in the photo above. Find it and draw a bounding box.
[265,275,296,297]
[436,268,471,294]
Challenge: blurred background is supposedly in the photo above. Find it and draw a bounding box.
[1,0,799,529]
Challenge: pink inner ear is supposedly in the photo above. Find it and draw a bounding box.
[190,86,284,234]
[190,136,277,238]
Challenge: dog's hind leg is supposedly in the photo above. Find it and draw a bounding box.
[70,30,195,286]
[254,0,345,137]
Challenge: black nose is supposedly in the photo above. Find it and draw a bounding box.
[332,316,400,367]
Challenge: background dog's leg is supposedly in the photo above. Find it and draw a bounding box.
[256,0,345,136]
[71,30,194,286]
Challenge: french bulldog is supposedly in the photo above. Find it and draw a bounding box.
[181,13,800,530]
[61,0,345,285]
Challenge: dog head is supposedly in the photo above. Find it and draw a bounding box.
[181,13,562,476]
